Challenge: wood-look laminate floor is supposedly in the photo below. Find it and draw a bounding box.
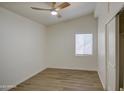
[10,68,103,91]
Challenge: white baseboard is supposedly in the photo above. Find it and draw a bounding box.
[98,71,105,90]
[0,85,16,91]
[47,67,97,72]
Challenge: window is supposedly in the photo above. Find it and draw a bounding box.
[75,34,93,55]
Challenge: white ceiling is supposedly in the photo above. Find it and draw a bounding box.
[0,2,96,26]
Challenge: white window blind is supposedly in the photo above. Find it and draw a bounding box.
[75,34,93,55]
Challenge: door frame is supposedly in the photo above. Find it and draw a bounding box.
[105,17,116,90]
[115,13,120,91]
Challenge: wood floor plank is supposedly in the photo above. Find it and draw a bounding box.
[10,68,103,91]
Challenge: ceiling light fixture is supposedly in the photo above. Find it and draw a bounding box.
[51,10,58,15]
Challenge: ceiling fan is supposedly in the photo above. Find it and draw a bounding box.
[31,2,70,18]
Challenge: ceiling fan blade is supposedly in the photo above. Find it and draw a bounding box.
[31,7,51,11]
[51,2,56,8]
[55,2,70,10]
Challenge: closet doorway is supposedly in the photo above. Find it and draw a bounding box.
[118,10,124,90]
[106,8,124,91]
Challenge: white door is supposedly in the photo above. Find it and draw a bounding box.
[106,17,117,90]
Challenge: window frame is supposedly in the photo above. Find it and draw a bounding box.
[75,33,93,56]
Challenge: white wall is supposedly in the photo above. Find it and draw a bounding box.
[46,14,98,71]
[0,7,47,90]
[0,6,98,90]
[95,2,124,90]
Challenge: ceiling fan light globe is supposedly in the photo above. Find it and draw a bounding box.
[51,10,58,15]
